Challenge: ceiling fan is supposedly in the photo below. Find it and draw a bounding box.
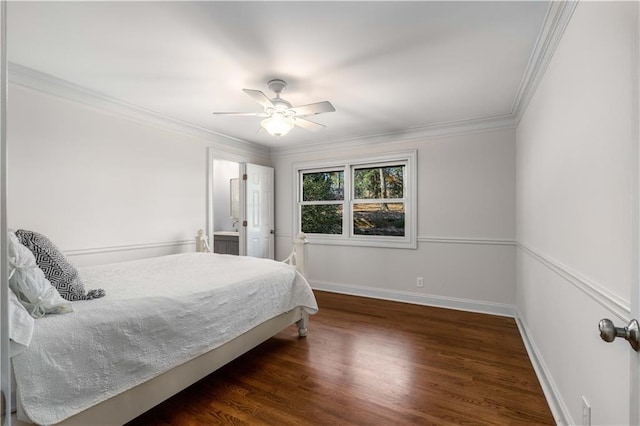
[212,79,335,137]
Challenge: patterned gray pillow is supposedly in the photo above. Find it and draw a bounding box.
[15,230,105,301]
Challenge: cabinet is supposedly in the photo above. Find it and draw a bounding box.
[213,233,239,255]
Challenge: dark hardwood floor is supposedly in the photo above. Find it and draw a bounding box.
[126,291,555,425]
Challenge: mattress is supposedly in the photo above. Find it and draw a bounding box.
[12,253,318,425]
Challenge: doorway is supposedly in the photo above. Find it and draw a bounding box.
[208,151,274,260]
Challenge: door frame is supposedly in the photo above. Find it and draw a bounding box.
[1,2,10,424]
[207,150,274,259]
[206,148,245,255]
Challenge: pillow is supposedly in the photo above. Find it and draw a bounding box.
[14,229,105,301]
[8,231,73,318]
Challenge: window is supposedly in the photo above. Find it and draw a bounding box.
[294,151,417,248]
[301,170,344,234]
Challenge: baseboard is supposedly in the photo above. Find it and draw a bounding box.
[311,279,567,423]
[310,280,517,318]
[514,312,571,426]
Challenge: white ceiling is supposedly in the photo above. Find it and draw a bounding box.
[7,1,550,149]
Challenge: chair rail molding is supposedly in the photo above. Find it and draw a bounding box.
[517,243,630,322]
[63,239,194,257]
[276,233,515,247]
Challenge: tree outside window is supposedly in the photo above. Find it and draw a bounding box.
[352,165,405,236]
[301,170,344,234]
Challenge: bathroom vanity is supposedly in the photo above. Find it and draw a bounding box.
[213,231,239,255]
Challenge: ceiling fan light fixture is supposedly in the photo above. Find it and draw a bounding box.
[261,114,294,137]
[213,79,335,137]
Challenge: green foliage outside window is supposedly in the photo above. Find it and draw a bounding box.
[353,166,404,200]
[302,171,343,201]
[300,165,406,236]
[301,171,343,234]
[301,205,343,234]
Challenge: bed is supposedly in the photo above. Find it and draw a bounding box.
[10,233,317,426]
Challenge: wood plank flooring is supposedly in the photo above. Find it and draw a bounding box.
[126,291,555,425]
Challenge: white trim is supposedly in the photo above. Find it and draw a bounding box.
[276,233,515,247]
[8,63,269,160]
[5,2,576,163]
[312,278,567,424]
[512,1,579,122]
[63,240,193,257]
[311,280,517,318]
[418,236,516,246]
[514,313,571,426]
[631,1,640,423]
[271,116,516,158]
[270,2,578,159]
[518,243,631,322]
[0,1,11,421]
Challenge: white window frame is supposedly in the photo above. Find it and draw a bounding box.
[293,150,417,249]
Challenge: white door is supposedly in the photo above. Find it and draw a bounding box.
[241,163,274,259]
[600,4,640,421]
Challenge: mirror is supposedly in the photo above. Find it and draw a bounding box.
[230,178,239,220]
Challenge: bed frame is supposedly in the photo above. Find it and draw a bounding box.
[13,232,311,426]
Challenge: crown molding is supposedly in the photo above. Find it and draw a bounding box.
[269,114,517,158]
[271,1,579,158]
[511,1,579,122]
[8,62,270,160]
[8,2,577,160]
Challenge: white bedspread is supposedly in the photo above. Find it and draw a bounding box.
[12,253,318,425]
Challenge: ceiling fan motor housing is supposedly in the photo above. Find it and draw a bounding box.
[267,79,287,95]
[267,79,292,110]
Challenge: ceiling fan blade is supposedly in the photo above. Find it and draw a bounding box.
[294,117,326,132]
[212,112,267,117]
[243,89,275,109]
[290,101,335,116]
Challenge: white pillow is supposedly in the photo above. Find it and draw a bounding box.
[9,289,34,356]
[8,231,73,318]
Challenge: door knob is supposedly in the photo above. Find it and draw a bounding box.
[598,318,640,352]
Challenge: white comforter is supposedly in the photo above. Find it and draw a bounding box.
[12,253,318,425]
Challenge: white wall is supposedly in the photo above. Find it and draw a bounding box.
[516,2,637,424]
[8,82,267,266]
[273,127,516,314]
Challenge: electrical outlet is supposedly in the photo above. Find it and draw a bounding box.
[416,277,424,288]
[582,396,591,426]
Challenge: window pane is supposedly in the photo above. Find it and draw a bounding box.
[353,203,404,236]
[303,171,344,201]
[301,204,343,234]
[353,166,404,199]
